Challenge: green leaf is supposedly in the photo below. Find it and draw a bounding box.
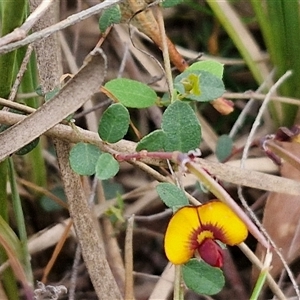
[104,78,157,108]
[174,70,225,102]
[182,259,225,295]
[40,186,66,212]
[102,180,124,200]
[162,0,185,8]
[95,153,119,180]
[16,138,39,155]
[162,101,201,152]
[98,103,130,143]
[45,86,60,101]
[187,60,224,79]
[35,85,43,96]
[156,182,189,211]
[215,134,233,162]
[69,143,101,176]
[99,5,121,32]
[136,129,166,151]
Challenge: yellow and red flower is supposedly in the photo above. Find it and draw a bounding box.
[164,200,248,267]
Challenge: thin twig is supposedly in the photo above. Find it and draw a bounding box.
[0,97,35,113]
[0,0,56,47]
[68,244,82,300]
[124,215,135,300]
[229,69,275,139]
[224,91,300,106]
[238,243,286,300]
[8,44,34,102]
[238,70,300,298]
[155,4,174,99]
[241,70,292,165]
[0,0,124,54]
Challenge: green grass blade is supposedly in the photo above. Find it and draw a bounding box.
[0,161,19,300]
[250,252,273,300]
[8,158,33,284]
[206,1,270,85]
[252,0,300,126]
[0,0,27,98]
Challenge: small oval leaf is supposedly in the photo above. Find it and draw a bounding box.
[215,134,233,162]
[16,138,39,155]
[99,5,121,32]
[69,143,101,176]
[182,259,225,295]
[95,153,119,180]
[187,60,224,79]
[162,101,201,152]
[174,70,225,102]
[104,78,157,108]
[136,129,166,151]
[156,182,189,211]
[98,103,130,143]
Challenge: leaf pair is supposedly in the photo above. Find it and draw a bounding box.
[69,143,119,180]
[137,100,202,152]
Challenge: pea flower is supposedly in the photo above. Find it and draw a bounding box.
[164,201,248,267]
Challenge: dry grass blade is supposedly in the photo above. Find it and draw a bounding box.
[198,158,300,196]
[256,142,300,279]
[125,215,135,300]
[1,109,300,196]
[0,48,107,162]
[0,0,123,54]
[55,141,123,299]
[149,263,174,300]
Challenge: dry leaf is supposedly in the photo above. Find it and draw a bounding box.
[255,141,300,278]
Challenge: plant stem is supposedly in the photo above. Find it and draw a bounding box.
[173,265,184,300]
[155,4,174,102]
[249,251,272,300]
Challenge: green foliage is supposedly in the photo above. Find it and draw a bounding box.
[136,129,165,151]
[182,259,225,295]
[251,0,300,126]
[99,5,121,32]
[187,60,224,79]
[67,55,228,296]
[98,103,130,143]
[102,180,124,200]
[215,134,233,162]
[156,183,189,211]
[15,138,39,155]
[40,186,66,212]
[174,70,225,102]
[69,143,101,176]
[162,0,185,8]
[44,86,60,101]
[137,101,201,152]
[162,101,201,152]
[95,153,119,180]
[136,61,225,153]
[104,78,157,108]
[105,194,125,223]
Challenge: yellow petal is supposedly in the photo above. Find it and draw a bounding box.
[197,201,248,245]
[164,206,200,264]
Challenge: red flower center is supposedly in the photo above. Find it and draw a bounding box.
[197,238,224,267]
